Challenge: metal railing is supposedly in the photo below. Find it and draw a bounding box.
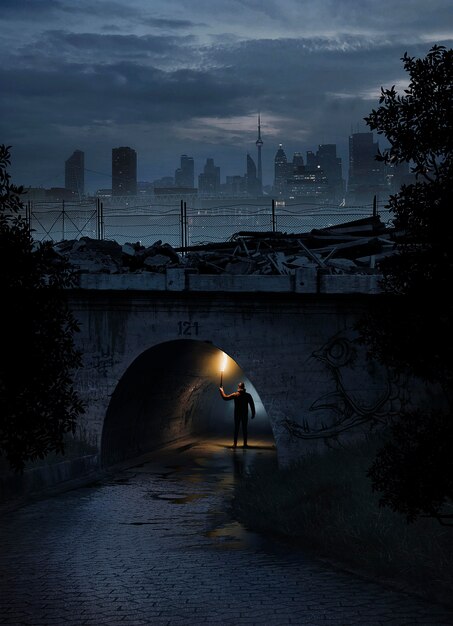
[23,196,391,249]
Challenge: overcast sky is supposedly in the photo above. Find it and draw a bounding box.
[1,0,452,192]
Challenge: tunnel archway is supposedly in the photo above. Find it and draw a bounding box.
[101,339,273,467]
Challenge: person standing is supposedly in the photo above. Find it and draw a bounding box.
[219,382,255,448]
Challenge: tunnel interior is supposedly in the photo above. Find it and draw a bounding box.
[101,339,273,467]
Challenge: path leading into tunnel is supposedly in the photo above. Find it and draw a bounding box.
[1,438,453,626]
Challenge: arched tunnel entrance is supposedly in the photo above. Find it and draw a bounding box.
[101,339,273,467]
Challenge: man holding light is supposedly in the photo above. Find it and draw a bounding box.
[219,382,256,448]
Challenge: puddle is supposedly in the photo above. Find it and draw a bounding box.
[169,493,207,504]
[202,520,262,550]
[146,492,207,504]
[205,521,244,541]
[120,521,165,526]
[110,437,278,553]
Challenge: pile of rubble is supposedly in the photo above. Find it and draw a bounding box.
[53,237,180,274]
[53,216,396,276]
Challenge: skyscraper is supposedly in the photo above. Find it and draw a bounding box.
[255,114,263,190]
[174,154,195,188]
[65,150,84,197]
[286,151,328,201]
[348,133,385,203]
[112,147,137,196]
[317,145,343,187]
[198,158,220,194]
[292,152,304,168]
[273,144,288,195]
[306,144,344,202]
[246,153,261,196]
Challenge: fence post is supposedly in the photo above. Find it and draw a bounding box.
[96,198,100,240]
[373,194,377,217]
[100,201,104,240]
[184,201,188,249]
[62,199,65,241]
[272,198,276,233]
[180,200,185,252]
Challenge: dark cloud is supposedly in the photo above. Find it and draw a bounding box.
[0,0,63,19]
[22,30,195,63]
[1,0,452,190]
[142,17,205,29]
[0,0,202,29]
[101,24,123,32]
[0,59,258,127]
[315,0,453,34]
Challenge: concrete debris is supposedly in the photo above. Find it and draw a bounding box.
[143,254,173,270]
[53,216,396,276]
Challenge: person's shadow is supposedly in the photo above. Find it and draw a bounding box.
[232,449,246,478]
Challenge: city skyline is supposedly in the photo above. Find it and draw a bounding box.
[32,121,352,195]
[29,127,410,208]
[1,0,452,192]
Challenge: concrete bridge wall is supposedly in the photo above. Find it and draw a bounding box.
[69,271,434,472]
[73,289,367,467]
[1,272,440,501]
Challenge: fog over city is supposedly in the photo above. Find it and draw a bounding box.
[1,0,452,192]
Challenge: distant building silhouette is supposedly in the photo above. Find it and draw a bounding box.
[225,175,247,195]
[112,146,137,196]
[154,187,198,199]
[286,158,329,201]
[292,152,304,168]
[137,181,154,196]
[198,158,220,194]
[25,187,77,202]
[273,144,288,196]
[175,154,194,188]
[255,114,263,191]
[246,153,261,196]
[152,176,174,189]
[347,133,385,204]
[272,146,342,204]
[306,144,344,202]
[65,150,84,198]
[47,187,77,201]
[95,188,112,198]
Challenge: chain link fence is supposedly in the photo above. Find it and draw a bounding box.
[24,198,392,249]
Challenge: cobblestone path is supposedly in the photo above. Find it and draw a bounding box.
[1,438,453,626]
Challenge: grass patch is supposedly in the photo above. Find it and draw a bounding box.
[232,434,453,606]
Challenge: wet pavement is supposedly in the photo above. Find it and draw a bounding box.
[1,437,453,626]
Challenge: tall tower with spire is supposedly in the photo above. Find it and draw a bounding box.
[255,114,263,192]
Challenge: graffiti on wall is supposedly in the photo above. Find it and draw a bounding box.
[284,330,409,441]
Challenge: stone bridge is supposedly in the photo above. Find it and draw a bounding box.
[1,270,437,499]
[70,271,422,470]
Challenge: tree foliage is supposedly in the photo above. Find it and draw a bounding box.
[0,145,85,472]
[356,46,453,524]
[366,46,453,319]
[368,409,453,525]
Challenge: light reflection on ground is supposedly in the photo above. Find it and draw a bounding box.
[112,435,278,552]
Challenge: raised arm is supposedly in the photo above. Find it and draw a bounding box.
[219,387,237,401]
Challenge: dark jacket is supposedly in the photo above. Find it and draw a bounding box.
[219,388,255,419]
